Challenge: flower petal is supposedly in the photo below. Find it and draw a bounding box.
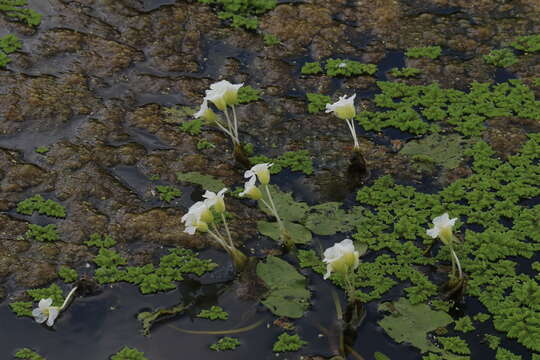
[46,307,59,327]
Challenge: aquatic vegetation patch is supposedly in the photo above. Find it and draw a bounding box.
[197,305,229,320]
[438,336,470,355]
[453,316,474,332]
[198,0,277,30]
[249,150,313,175]
[272,333,307,352]
[325,58,377,77]
[0,0,41,26]
[85,233,116,248]
[257,220,311,244]
[176,171,226,192]
[496,348,522,360]
[196,139,215,150]
[389,67,422,78]
[356,80,540,136]
[511,34,540,53]
[210,337,240,351]
[14,348,46,360]
[92,247,217,294]
[237,85,262,104]
[16,195,66,218]
[58,266,78,283]
[138,303,191,336]
[10,284,65,318]
[179,118,203,135]
[374,352,390,360]
[111,346,148,360]
[406,45,442,59]
[155,185,182,202]
[303,202,363,236]
[256,256,310,318]
[484,334,501,350]
[34,146,49,154]
[263,33,280,46]
[306,93,331,113]
[0,34,22,67]
[483,49,518,68]
[301,61,323,75]
[25,224,60,242]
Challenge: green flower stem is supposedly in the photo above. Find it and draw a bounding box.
[223,107,239,145]
[208,227,232,253]
[449,246,463,280]
[214,118,237,142]
[345,118,360,150]
[208,224,246,270]
[231,104,239,141]
[220,212,235,249]
[262,184,294,249]
[60,286,78,311]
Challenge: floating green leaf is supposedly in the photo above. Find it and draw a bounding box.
[176,172,226,192]
[257,220,312,245]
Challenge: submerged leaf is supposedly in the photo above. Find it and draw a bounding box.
[257,220,312,244]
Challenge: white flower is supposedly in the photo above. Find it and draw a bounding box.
[323,239,360,279]
[32,298,60,327]
[205,80,243,110]
[239,176,262,200]
[338,62,347,68]
[194,98,217,122]
[244,163,273,185]
[427,213,457,244]
[203,188,227,213]
[181,201,213,234]
[325,94,356,120]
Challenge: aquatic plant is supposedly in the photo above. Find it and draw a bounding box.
[155,185,181,202]
[58,266,78,283]
[35,146,49,154]
[326,94,360,150]
[484,334,501,350]
[179,118,203,135]
[323,239,360,298]
[438,336,470,355]
[16,195,66,218]
[210,337,240,351]
[0,0,41,26]
[426,213,464,282]
[389,67,422,78]
[272,333,306,352]
[196,139,215,150]
[197,305,229,320]
[454,315,474,332]
[0,34,22,67]
[237,85,262,104]
[325,59,377,77]
[483,49,518,68]
[406,45,442,59]
[85,233,116,248]
[306,93,331,113]
[182,188,247,269]
[32,286,78,327]
[301,61,323,75]
[198,0,277,30]
[249,150,313,175]
[511,34,540,52]
[25,224,59,242]
[14,348,46,360]
[111,347,148,360]
[263,33,280,46]
[177,171,226,192]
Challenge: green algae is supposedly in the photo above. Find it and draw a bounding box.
[58,266,78,283]
[92,247,217,294]
[111,347,148,360]
[399,134,473,170]
[301,61,323,75]
[0,34,22,67]
[511,34,540,53]
[378,298,453,354]
[155,185,181,202]
[16,195,66,218]
[26,224,59,242]
[176,171,226,192]
[0,0,41,26]
[483,49,518,68]
[197,305,229,320]
[249,150,313,175]
[14,348,46,360]
[389,67,422,78]
[85,233,116,248]
[325,58,377,77]
[210,337,240,351]
[272,333,306,352]
[306,93,331,114]
[356,80,540,136]
[237,85,262,103]
[256,256,310,319]
[406,46,442,59]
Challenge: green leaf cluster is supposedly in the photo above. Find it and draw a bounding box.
[389,67,422,77]
[250,150,313,175]
[179,118,203,135]
[483,49,518,68]
[197,305,229,320]
[92,247,218,294]
[263,33,280,46]
[198,0,277,30]
[111,346,148,360]
[256,256,310,318]
[26,224,59,242]
[237,85,262,103]
[454,316,474,332]
[35,146,49,154]
[438,336,470,355]
[0,0,42,26]
[495,348,522,360]
[484,334,500,350]
[356,80,540,136]
[0,34,22,67]
[325,58,377,77]
[58,266,78,283]
[272,333,306,352]
[16,195,66,218]
[176,171,226,192]
[155,185,181,202]
[306,93,331,113]
[406,46,442,59]
[14,348,46,360]
[11,283,67,317]
[511,34,540,52]
[210,337,240,351]
[85,233,116,248]
[196,139,215,150]
[300,61,323,75]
